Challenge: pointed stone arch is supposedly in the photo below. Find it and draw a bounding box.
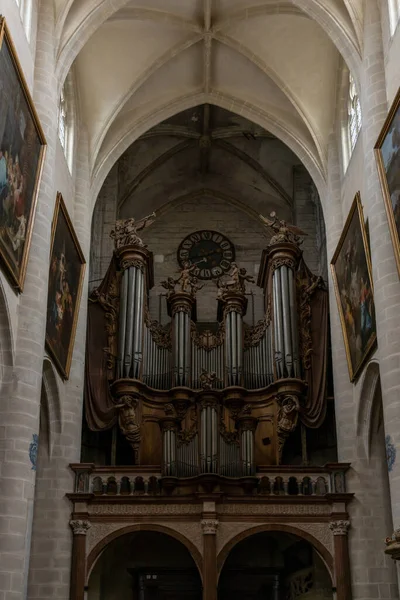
[41,358,63,459]
[0,278,14,394]
[356,359,381,462]
[90,92,327,220]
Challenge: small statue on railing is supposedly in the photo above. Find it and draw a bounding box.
[199,369,219,390]
[259,211,306,246]
[217,263,254,298]
[160,262,204,297]
[110,212,156,249]
[114,395,141,462]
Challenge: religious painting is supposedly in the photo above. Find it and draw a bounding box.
[0,18,46,291]
[330,193,377,382]
[375,87,400,278]
[46,193,86,380]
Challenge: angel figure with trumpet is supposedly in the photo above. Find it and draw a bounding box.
[259,211,307,245]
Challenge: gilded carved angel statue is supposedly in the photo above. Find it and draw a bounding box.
[259,211,307,244]
[110,212,156,249]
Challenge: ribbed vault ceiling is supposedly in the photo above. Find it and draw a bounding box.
[117,105,297,221]
[53,0,364,190]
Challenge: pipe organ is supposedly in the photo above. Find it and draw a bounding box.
[86,213,328,482]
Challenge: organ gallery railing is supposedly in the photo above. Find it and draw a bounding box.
[85,212,328,477]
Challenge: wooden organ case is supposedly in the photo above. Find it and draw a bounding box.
[85,215,329,486]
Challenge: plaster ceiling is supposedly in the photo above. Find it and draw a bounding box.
[53,0,364,190]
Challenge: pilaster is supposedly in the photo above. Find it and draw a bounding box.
[330,521,352,600]
[201,508,218,600]
[69,520,91,600]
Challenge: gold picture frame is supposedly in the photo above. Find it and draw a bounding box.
[330,193,377,382]
[45,193,86,380]
[375,86,400,277]
[0,17,46,291]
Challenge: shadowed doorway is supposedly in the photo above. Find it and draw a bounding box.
[88,530,202,600]
[218,531,332,600]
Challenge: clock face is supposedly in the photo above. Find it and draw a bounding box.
[177,230,235,280]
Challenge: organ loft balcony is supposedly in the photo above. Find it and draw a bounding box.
[73,212,351,504]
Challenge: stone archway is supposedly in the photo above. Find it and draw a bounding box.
[217,524,334,580]
[86,525,203,599]
[217,526,334,600]
[87,523,203,583]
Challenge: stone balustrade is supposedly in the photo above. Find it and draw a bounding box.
[69,463,348,497]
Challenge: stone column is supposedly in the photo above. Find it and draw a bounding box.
[330,521,352,600]
[201,518,218,600]
[361,0,400,540]
[69,520,90,600]
[0,2,59,599]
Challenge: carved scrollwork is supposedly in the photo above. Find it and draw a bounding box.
[177,426,198,447]
[92,273,120,378]
[297,268,325,370]
[163,403,176,417]
[120,258,145,272]
[177,405,198,446]
[219,416,239,445]
[244,315,269,348]
[145,312,172,350]
[270,257,297,274]
[70,520,91,536]
[171,302,192,316]
[200,396,218,409]
[191,323,224,350]
[329,520,350,536]
[201,519,219,534]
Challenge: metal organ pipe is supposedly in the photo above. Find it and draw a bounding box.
[237,312,243,385]
[280,265,293,377]
[133,269,144,378]
[273,269,284,379]
[230,312,235,385]
[288,269,300,377]
[117,271,128,378]
[123,267,136,377]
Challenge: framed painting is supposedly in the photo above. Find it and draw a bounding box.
[330,193,377,382]
[0,17,46,291]
[375,86,400,277]
[46,193,86,380]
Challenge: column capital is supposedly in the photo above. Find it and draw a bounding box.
[201,519,219,535]
[70,519,91,536]
[329,520,350,536]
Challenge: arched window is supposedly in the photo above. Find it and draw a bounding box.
[348,72,362,153]
[389,0,400,35]
[15,0,32,40]
[58,87,68,151]
[57,78,75,172]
